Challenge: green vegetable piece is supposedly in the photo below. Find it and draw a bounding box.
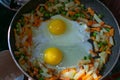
[31,10,34,14]
[116,78,120,80]
[81,4,85,9]
[44,12,50,17]
[71,16,77,20]
[39,78,44,80]
[55,0,58,4]
[98,42,103,48]
[89,15,93,20]
[81,13,85,18]
[105,28,110,32]
[40,7,44,12]
[92,31,97,37]
[16,23,21,33]
[48,2,52,7]
[75,13,81,17]
[98,14,104,19]
[84,56,87,60]
[62,11,67,15]
[39,70,43,74]
[69,0,73,2]
[98,41,107,48]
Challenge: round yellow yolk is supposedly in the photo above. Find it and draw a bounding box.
[44,47,63,65]
[48,19,66,35]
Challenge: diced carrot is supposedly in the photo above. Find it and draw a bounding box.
[103,25,112,28]
[109,28,114,36]
[74,0,80,4]
[49,0,54,2]
[90,37,95,41]
[82,74,91,80]
[44,5,48,10]
[68,11,76,16]
[33,68,39,75]
[87,20,94,26]
[78,72,86,80]
[89,64,94,68]
[19,59,25,65]
[24,41,29,47]
[99,46,104,52]
[106,50,111,54]
[35,5,40,11]
[33,16,42,27]
[90,27,101,32]
[89,50,97,56]
[95,75,102,80]
[87,7,94,16]
[99,21,105,26]
[75,8,80,13]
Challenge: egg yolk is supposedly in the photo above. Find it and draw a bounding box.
[48,19,66,35]
[44,47,63,65]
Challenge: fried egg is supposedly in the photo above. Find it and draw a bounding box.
[32,15,92,70]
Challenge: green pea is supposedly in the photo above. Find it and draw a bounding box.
[40,7,44,12]
[75,13,81,17]
[62,11,67,15]
[81,4,85,9]
[39,78,44,80]
[98,14,104,19]
[92,31,97,37]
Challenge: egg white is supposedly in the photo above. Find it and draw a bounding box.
[39,15,90,46]
[32,15,92,71]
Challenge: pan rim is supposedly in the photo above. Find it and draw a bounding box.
[8,0,120,79]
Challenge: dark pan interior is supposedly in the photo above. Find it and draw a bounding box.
[8,0,120,79]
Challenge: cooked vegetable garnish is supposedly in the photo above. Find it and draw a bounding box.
[14,0,114,80]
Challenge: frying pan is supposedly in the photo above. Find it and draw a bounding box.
[8,0,120,79]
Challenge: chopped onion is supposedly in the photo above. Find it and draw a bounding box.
[92,23,101,27]
[93,41,99,52]
[65,2,75,8]
[109,37,114,45]
[94,14,103,23]
[99,52,108,64]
